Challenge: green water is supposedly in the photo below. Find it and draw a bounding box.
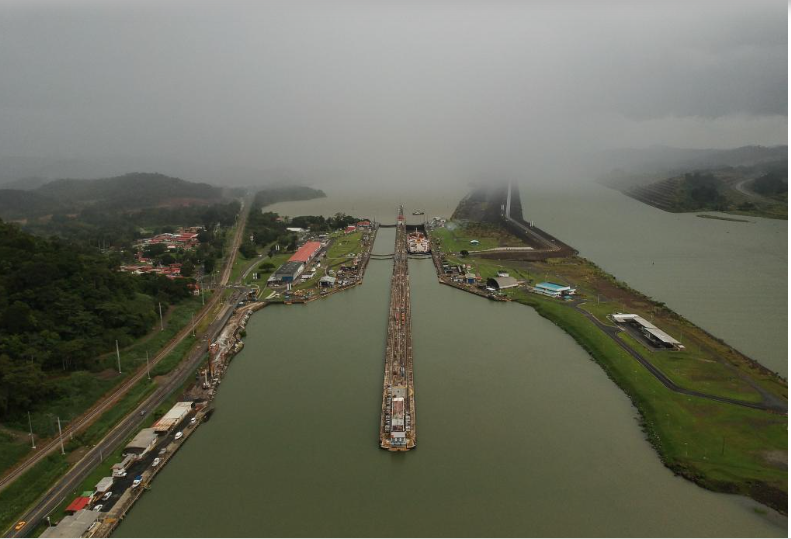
[116,227,785,537]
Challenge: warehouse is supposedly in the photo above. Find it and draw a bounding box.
[289,241,322,263]
[269,261,305,284]
[487,276,518,290]
[612,313,683,350]
[534,282,576,298]
[153,402,193,433]
[123,427,159,457]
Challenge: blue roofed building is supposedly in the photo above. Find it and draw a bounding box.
[534,282,576,298]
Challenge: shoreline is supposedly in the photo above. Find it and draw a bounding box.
[427,225,787,514]
[89,226,380,536]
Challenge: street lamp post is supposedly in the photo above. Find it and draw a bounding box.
[28,411,36,449]
[57,417,65,455]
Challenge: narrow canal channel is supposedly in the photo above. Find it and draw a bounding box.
[115,227,785,537]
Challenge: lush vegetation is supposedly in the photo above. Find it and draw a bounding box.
[25,199,239,252]
[242,185,353,259]
[751,167,788,199]
[606,165,788,220]
[0,220,195,419]
[0,173,224,221]
[679,172,726,210]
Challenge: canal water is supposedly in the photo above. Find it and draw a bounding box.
[116,227,785,537]
[267,182,788,377]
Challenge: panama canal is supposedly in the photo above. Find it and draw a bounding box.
[115,224,784,537]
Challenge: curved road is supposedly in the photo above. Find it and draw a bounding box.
[3,195,253,537]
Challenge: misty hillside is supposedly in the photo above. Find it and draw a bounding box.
[0,176,53,191]
[598,145,787,176]
[0,173,225,220]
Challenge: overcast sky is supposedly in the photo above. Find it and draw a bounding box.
[0,0,786,185]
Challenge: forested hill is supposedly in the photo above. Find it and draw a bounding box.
[0,219,193,418]
[0,172,225,220]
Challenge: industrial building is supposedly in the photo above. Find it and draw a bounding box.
[153,402,192,433]
[487,276,519,290]
[40,509,99,538]
[289,241,322,264]
[269,261,305,284]
[534,282,576,298]
[612,313,683,349]
[123,428,159,457]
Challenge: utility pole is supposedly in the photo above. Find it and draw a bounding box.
[192,312,196,337]
[116,340,122,374]
[159,302,164,331]
[146,350,151,380]
[57,417,65,455]
[28,411,36,449]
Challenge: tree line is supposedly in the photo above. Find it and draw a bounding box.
[0,219,195,418]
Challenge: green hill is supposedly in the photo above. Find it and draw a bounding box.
[0,172,224,221]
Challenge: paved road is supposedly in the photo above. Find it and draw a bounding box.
[733,178,775,205]
[571,301,787,414]
[4,196,253,538]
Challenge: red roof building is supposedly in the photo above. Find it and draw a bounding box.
[289,241,322,263]
[65,497,91,514]
[344,225,356,233]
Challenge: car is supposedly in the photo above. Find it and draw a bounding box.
[174,431,183,440]
[139,409,146,416]
[152,457,161,467]
[102,491,113,501]
[14,521,26,531]
[93,505,104,512]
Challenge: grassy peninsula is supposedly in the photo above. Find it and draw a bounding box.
[430,208,787,512]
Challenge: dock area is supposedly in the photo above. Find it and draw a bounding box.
[379,206,416,451]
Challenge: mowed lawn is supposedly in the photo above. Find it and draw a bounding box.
[432,222,525,253]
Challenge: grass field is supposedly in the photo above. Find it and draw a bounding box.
[432,222,524,253]
[616,333,764,403]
